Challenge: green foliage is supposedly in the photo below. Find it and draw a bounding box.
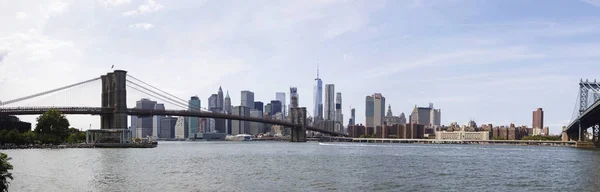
[34,110,70,143]
[491,136,506,140]
[133,138,142,144]
[0,153,13,192]
[521,135,561,141]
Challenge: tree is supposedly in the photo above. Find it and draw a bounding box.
[34,110,70,143]
[0,153,13,192]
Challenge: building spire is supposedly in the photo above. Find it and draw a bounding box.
[317,63,320,79]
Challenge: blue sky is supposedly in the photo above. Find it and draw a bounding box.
[2,0,600,134]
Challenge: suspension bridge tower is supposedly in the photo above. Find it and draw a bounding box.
[290,107,307,142]
[100,70,128,129]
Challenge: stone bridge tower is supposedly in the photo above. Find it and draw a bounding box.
[290,107,307,142]
[100,70,128,129]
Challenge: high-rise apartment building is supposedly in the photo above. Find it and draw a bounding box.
[365,93,385,131]
[313,66,323,120]
[324,84,335,120]
[188,96,201,138]
[533,108,544,129]
[241,90,255,108]
[276,92,286,116]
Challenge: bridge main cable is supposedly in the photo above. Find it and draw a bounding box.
[126,81,189,109]
[0,77,101,106]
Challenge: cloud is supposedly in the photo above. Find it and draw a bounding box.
[15,12,27,20]
[0,50,6,63]
[123,0,163,16]
[100,0,131,7]
[47,1,69,17]
[582,0,600,7]
[129,23,154,30]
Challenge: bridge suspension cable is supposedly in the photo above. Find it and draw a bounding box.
[125,80,210,112]
[125,75,209,112]
[0,77,101,106]
[126,75,188,103]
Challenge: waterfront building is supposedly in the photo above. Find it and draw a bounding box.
[188,96,201,138]
[232,106,251,135]
[174,116,188,139]
[313,66,323,120]
[276,92,286,116]
[152,103,165,139]
[365,93,385,133]
[250,109,263,135]
[159,116,177,138]
[0,115,31,133]
[241,90,254,108]
[410,103,441,128]
[435,127,489,140]
[135,98,157,138]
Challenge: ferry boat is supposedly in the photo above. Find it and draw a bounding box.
[225,134,253,141]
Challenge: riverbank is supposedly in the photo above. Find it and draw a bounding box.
[0,142,158,149]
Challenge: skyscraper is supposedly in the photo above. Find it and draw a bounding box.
[349,108,356,126]
[533,108,544,129]
[254,101,264,111]
[208,94,218,110]
[324,84,335,120]
[224,91,232,134]
[276,92,286,116]
[271,100,282,115]
[410,104,441,128]
[135,98,157,138]
[335,92,343,132]
[290,87,299,108]
[365,93,385,132]
[241,90,255,108]
[313,66,323,119]
[152,103,165,139]
[232,106,250,135]
[188,96,201,138]
[217,86,224,110]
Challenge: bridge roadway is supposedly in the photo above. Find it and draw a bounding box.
[566,99,600,137]
[0,107,348,137]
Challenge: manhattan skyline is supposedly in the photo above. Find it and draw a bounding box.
[4,0,600,134]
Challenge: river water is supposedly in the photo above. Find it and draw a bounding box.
[3,142,600,192]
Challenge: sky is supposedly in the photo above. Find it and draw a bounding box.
[2,0,600,134]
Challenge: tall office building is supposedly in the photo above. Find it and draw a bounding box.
[324,84,335,120]
[349,108,356,126]
[217,86,224,110]
[276,92,286,116]
[224,91,232,134]
[265,103,272,115]
[135,98,157,138]
[365,93,385,132]
[399,113,407,124]
[410,103,441,128]
[533,108,544,129]
[271,100,282,115]
[209,94,218,110]
[174,116,188,139]
[159,116,177,138]
[290,87,299,109]
[208,94,219,133]
[335,92,343,132]
[152,103,165,139]
[188,96,201,138]
[250,109,263,135]
[254,101,264,111]
[232,106,250,135]
[313,66,323,119]
[241,90,255,108]
[224,91,232,114]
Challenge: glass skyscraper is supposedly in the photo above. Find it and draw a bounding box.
[313,66,323,119]
[188,96,201,138]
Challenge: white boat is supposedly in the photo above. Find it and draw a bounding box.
[225,134,253,141]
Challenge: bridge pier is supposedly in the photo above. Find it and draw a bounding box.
[100,70,128,129]
[290,107,307,142]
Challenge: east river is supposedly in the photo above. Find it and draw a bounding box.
[3,142,600,192]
